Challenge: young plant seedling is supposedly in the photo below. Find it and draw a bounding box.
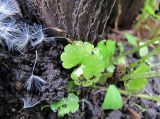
[102,85,123,110]
[61,40,115,87]
[50,93,79,116]
[123,63,151,92]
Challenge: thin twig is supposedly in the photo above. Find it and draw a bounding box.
[115,3,122,30]
[32,51,38,75]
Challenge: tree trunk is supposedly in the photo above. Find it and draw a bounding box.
[18,0,144,42]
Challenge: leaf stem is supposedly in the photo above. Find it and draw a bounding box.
[119,89,160,102]
[113,36,160,63]
[121,70,160,81]
[94,86,160,102]
[41,105,50,110]
[129,46,160,69]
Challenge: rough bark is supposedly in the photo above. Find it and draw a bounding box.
[18,0,144,42]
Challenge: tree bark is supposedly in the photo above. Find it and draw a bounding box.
[18,0,144,42]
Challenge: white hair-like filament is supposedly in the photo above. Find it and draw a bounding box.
[0,23,30,51]
[0,20,19,38]
[0,0,20,20]
[24,75,47,92]
[24,51,47,92]
[29,24,45,46]
[21,95,41,109]
[0,21,46,51]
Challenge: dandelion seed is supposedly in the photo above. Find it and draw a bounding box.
[13,23,30,51]
[0,19,46,50]
[29,24,45,46]
[21,95,41,109]
[1,23,30,51]
[24,75,47,92]
[0,19,20,38]
[0,19,19,32]
[0,0,20,20]
[24,51,47,92]
[0,13,10,21]
[0,19,21,50]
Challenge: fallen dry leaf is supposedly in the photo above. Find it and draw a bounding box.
[126,105,141,119]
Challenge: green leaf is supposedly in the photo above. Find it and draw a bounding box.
[107,65,115,73]
[50,101,61,111]
[70,48,105,86]
[133,63,150,74]
[61,40,115,86]
[125,63,151,92]
[116,42,126,65]
[61,41,94,69]
[139,42,149,57]
[82,49,105,79]
[125,78,148,92]
[102,85,123,110]
[105,40,115,58]
[97,40,115,67]
[117,42,124,53]
[117,57,126,65]
[50,93,79,116]
[125,33,138,46]
[67,81,78,93]
[145,4,155,16]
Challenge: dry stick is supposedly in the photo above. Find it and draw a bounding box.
[30,26,74,43]
[102,0,117,33]
[98,0,117,41]
[44,36,74,43]
[28,26,65,41]
[115,3,122,31]
[31,50,38,75]
[126,105,141,119]
[80,99,93,111]
[23,24,74,44]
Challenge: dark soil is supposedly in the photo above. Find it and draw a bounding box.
[0,39,160,119]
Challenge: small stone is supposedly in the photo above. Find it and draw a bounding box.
[106,110,123,119]
[12,108,16,112]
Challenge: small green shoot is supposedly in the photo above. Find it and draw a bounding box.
[139,42,149,57]
[102,85,123,110]
[97,40,115,67]
[145,0,160,20]
[125,33,138,46]
[67,81,81,94]
[50,93,79,116]
[116,42,126,65]
[124,63,151,92]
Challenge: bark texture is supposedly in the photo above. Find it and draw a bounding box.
[18,0,144,41]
